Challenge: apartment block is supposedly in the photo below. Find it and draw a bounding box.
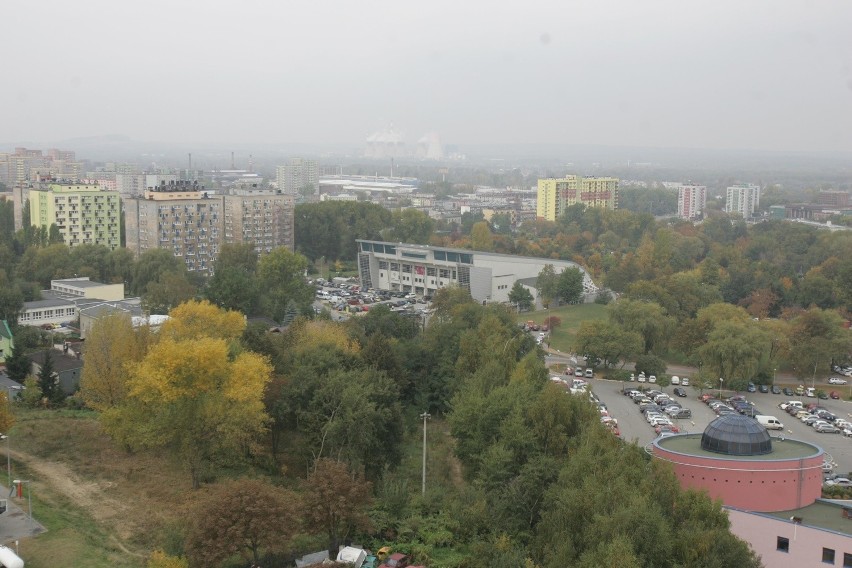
[223,189,294,254]
[726,183,761,218]
[276,158,318,195]
[125,182,294,275]
[676,183,707,220]
[28,182,121,248]
[536,176,619,221]
[124,182,222,274]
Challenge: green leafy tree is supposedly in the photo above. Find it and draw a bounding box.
[787,308,851,380]
[556,267,584,304]
[698,320,770,383]
[256,247,314,322]
[142,270,198,314]
[0,285,24,323]
[386,209,435,244]
[608,299,674,354]
[508,282,534,311]
[573,321,643,368]
[205,243,260,314]
[535,265,558,309]
[132,248,183,296]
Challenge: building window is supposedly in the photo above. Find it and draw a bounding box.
[777,537,789,553]
[823,548,835,564]
[379,261,388,270]
[390,263,399,271]
[426,267,436,276]
[844,552,852,568]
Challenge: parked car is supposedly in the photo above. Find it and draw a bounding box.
[828,377,848,385]
[648,375,657,383]
[783,387,794,396]
[671,376,680,385]
[758,384,769,393]
[674,387,687,397]
[815,423,840,434]
[747,382,756,393]
[830,391,840,399]
[771,385,781,394]
[825,477,852,487]
[680,377,690,386]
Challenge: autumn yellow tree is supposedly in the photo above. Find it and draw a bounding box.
[80,312,154,412]
[159,299,246,342]
[102,302,272,488]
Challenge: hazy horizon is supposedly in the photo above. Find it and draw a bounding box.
[4,0,852,154]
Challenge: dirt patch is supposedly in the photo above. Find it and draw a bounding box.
[4,447,134,537]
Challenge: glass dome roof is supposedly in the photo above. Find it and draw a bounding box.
[700,414,773,456]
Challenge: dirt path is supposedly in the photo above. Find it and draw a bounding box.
[2,446,145,556]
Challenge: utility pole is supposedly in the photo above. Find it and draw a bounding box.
[420,412,431,496]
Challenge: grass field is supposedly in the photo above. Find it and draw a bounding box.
[515,303,607,353]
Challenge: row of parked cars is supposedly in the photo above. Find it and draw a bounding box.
[623,387,692,437]
[831,364,852,377]
[778,401,852,435]
[699,394,762,419]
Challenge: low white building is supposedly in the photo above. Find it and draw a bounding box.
[356,240,596,303]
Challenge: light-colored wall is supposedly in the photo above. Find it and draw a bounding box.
[727,508,852,568]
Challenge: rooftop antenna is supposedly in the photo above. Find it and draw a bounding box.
[231,151,235,170]
[248,154,254,173]
[390,157,394,179]
[188,153,192,173]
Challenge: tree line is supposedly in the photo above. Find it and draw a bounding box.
[59,293,762,567]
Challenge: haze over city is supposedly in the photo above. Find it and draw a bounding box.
[4,0,852,155]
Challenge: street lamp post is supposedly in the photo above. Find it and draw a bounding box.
[773,368,777,390]
[719,378,724,400]
[0,435,9,490]
[420,412,431,496]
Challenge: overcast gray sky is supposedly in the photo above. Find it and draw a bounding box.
[4,0,852,153]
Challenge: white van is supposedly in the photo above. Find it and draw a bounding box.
[756,415,784,430]
[671,376,680,385]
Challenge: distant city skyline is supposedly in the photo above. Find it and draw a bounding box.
[3,1,852,154]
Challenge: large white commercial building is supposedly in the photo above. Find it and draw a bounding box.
[726,183,761,218]
[676,184,707,220]
[356,240,596,303]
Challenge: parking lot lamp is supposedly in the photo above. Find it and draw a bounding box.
[420,412,431,496]
[719,378,723,400]
[0,434,8,489]
[773,368,777,389]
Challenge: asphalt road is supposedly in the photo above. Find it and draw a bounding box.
[587,378,852,476]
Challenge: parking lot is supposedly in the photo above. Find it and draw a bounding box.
[588,378,852,475]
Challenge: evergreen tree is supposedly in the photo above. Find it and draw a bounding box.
[37,349,62,404]
[5,341,30,384]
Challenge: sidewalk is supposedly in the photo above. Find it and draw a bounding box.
[0,483,46,545]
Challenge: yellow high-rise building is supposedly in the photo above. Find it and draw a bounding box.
[536,176,619,221]
[28,183,121,249]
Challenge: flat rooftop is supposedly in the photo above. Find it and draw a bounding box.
[655,433,822,461]
[762,499,852,536]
